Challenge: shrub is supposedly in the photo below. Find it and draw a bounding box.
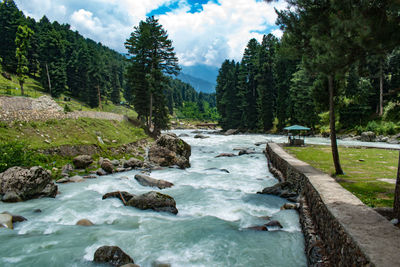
[0,141,34,172]
[64,104,72,113]
[383,101,400,122]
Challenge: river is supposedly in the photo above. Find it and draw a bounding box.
[4,130,370,267]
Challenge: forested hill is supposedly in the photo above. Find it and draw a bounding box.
[178,73,216,93]
[216,7,400,135]
[0,0,127,107]
[0,0,217,122]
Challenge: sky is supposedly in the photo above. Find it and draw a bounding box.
[14,0,286,68]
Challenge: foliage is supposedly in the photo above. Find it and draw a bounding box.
[63,104,72,113]
[125,16,180,133]
[0,141,40,172]
[355,121,399,136]
[15,24,33,95]
[383,101,400,122]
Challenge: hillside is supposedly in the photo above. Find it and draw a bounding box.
[178,73,216,93]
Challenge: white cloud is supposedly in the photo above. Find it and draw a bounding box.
[15,0,287,66]
[271,29,283,39]
[158,0,286,66]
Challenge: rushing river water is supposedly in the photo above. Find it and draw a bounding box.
[1,131,314,267]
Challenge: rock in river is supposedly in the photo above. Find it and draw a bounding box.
[123,157,143,169]
[149,133,191,169]
[0,213,13,229]
[134,174,174,189]
[0,166,57,202]
[258,181,298,199]
[76,218,94,226]
[93,246,134,266]
[194,134,210,139]
[101,159,114,174]
[215,153,236,158]
[72,155,93,169]
[103,191,178,214]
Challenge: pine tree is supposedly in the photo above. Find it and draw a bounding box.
[289,64,318,128]
[125,16,180,135]
[0,0,25,72]
[237,39,260,130]
[39,27,67,98]
[256,34,277,131]
[15,25,33,95]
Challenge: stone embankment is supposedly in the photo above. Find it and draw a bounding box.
[265,143,400,267]
[0,96,124,122]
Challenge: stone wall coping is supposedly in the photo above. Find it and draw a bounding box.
[268,143,400,267]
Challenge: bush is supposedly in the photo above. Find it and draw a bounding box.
[383,101,400,122]
[64,104,72,113]
[0,142,34,172]
[356,121,399,136]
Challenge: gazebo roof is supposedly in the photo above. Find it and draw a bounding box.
[283,125,310,131]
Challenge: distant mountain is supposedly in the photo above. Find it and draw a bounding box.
[181,64,219,84]
[178,73,216,94]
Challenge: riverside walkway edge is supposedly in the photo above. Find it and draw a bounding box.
[266,143,400,267]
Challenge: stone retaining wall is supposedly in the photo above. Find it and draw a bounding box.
[265,143,400,267]
[0,96,124,122]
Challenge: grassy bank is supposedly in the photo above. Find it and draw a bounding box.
[284,145,399,208]
[0,117,149,176]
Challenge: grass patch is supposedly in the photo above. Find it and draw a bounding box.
[284,145,399,207]
[0,117,150,179]
[0,117,147,150]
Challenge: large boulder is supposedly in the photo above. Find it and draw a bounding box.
[123,158,143,169]
[93,246,134,266]
[134,174,173,189]
[148,133,191,169]
[0,213,13,229]
[73,155,93,169]
[258,181,298,199]
[103,191,178,214]
[0,166,57,202]
[1,212,27,223]
[101,159,114,174]
[156,133,191,159]
[128,191,178,214]
[360,131,376,142]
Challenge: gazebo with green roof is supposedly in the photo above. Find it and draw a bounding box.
[283,125,310,146]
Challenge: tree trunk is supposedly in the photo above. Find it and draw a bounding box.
[149,93,153,132]
[45,63,51,95]
[97,85,102,110]
[379,60,383,116]
[328,75,344,175]
[393,151,400,220]
[19,80,24,96]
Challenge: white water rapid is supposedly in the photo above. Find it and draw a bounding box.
[0,130,311,267]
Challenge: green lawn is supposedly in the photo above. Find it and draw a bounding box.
[284,145,399,207]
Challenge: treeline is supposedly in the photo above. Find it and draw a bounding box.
[0,0,126,107]
[0,0,217,121]
[216,7,400,134]
[165,78,218,121]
